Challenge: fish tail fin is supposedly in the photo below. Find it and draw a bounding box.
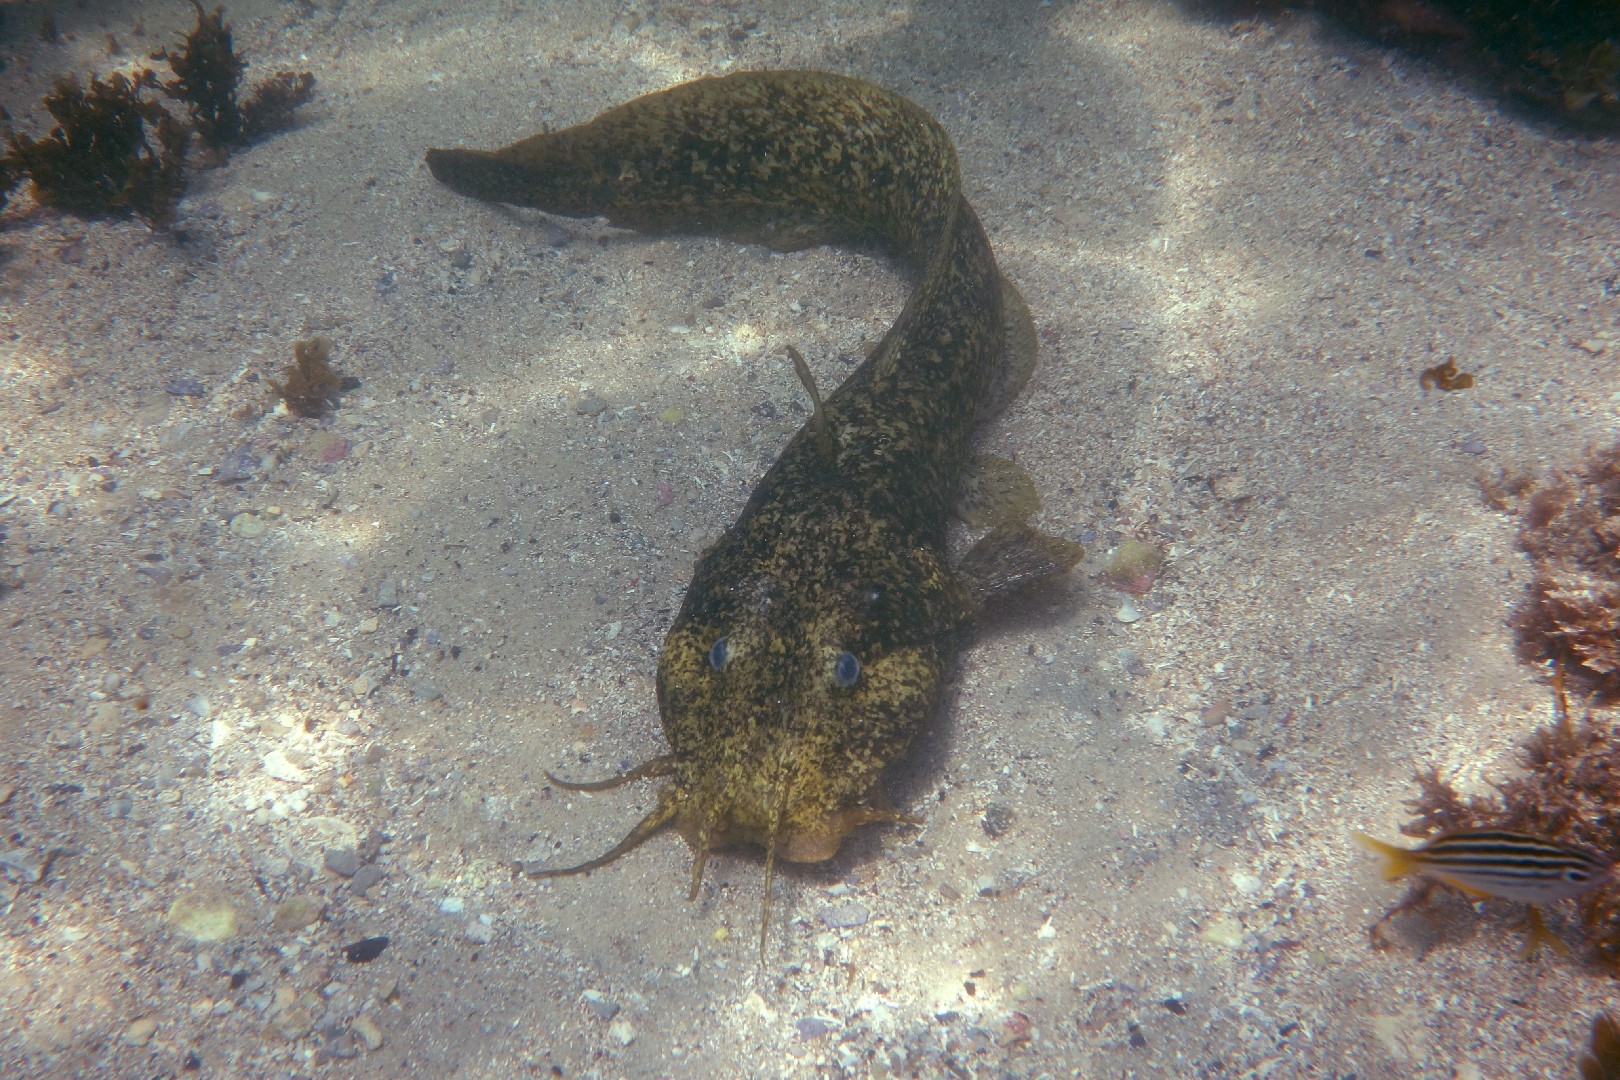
[1353,831,1417,881]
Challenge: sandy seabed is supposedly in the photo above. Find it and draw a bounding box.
[2,0,1618,1076]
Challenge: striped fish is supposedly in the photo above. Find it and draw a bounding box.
[1354,829,1614,905]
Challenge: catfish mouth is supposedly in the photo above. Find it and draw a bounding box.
[677,800,893,864]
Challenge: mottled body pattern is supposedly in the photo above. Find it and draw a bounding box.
[427,71,1079,932]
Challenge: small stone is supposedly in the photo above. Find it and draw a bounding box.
[349,864,385,897]
[88,701,121,734]
[167,893,240,942]
[324,849,361,878]
[464,917,493,944]
[1198,915,1246,949]
[375,581,398,608]
[262,751,308,784]
[659,406,686,424]
[352,673,377,698]
[412,683,442,702]
[1230,871,1262,897]
[78,634,110,659]
[574,393,607,416]
[439,896,465,914]
[796,1016,836,1040]
[357,616,379,634]
[123,1016,158,1046]
[351,1014,384,1051]
[607,1018,636,1046]
[581,990,621,1022]
[185,694,212,719]
[0,847,45,883]
[229,512,265,538]
[817,902,869,929]
[273,895,324,932]
[1115,598,1142,623]
[1458,437,1487,455]
[1100,539,1164,595]
[981,802,1015,839]
[106,796,134,820]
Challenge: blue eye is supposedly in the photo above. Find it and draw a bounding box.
[833,651,860,688]
[708,638,729,671]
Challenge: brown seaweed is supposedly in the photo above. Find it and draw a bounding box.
[155,3,314,150]
[1419,357,1474,391]
[1513,440,1620,702]
[239,71,317,144]
[269,335,351,417]
[2,72,189,226]
[1400,671,1620,966]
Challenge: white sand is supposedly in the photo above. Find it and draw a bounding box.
[2,0,1617,1075]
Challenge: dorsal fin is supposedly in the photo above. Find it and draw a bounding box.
[787,345,836,466]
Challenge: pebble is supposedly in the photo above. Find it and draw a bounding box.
[217,444,259,482]
[375,581,398,608]
[349,865,385,897]
[163,378,206,397]
[273,895,325,932]
[324,849,361,878]
[439,896,465,914]
[817,902,870,929]
[0,847,45,883]
[464,916,493,944]
[1230,871,1262,897]
[607,1018,636,1046]
[351,1014,384,1051]
[88,701,121,734]
[1115,598,1143,623]
[78,634,110,659]
[1198,915,1246,949]
[342,936,390,963]
[981,802,1015,839]
[106,796,134,820]
[229,512,265,538]
[574,393,608,416]
[262,751,308,784]
[412,682,442,702]
[353,672,378,697]
[581,990,621,1022]
[167,893,240,942]
[796,1016,836,1040]
[1458,437,1487,455]
[1101,539,1164,595]
[185,695,211,719]
[123,1016,158,1046]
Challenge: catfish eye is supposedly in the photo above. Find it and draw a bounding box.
[833,650,860,689]
[708,637,729,671]
[1567,867,1591,884]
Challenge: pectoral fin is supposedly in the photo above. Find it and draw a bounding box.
[956,523,1084,604]
[956,454,1041,528]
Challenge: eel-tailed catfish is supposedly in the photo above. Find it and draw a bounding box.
[426,70,1083,953]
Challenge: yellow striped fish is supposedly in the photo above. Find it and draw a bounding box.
[1354,829,1613,904]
